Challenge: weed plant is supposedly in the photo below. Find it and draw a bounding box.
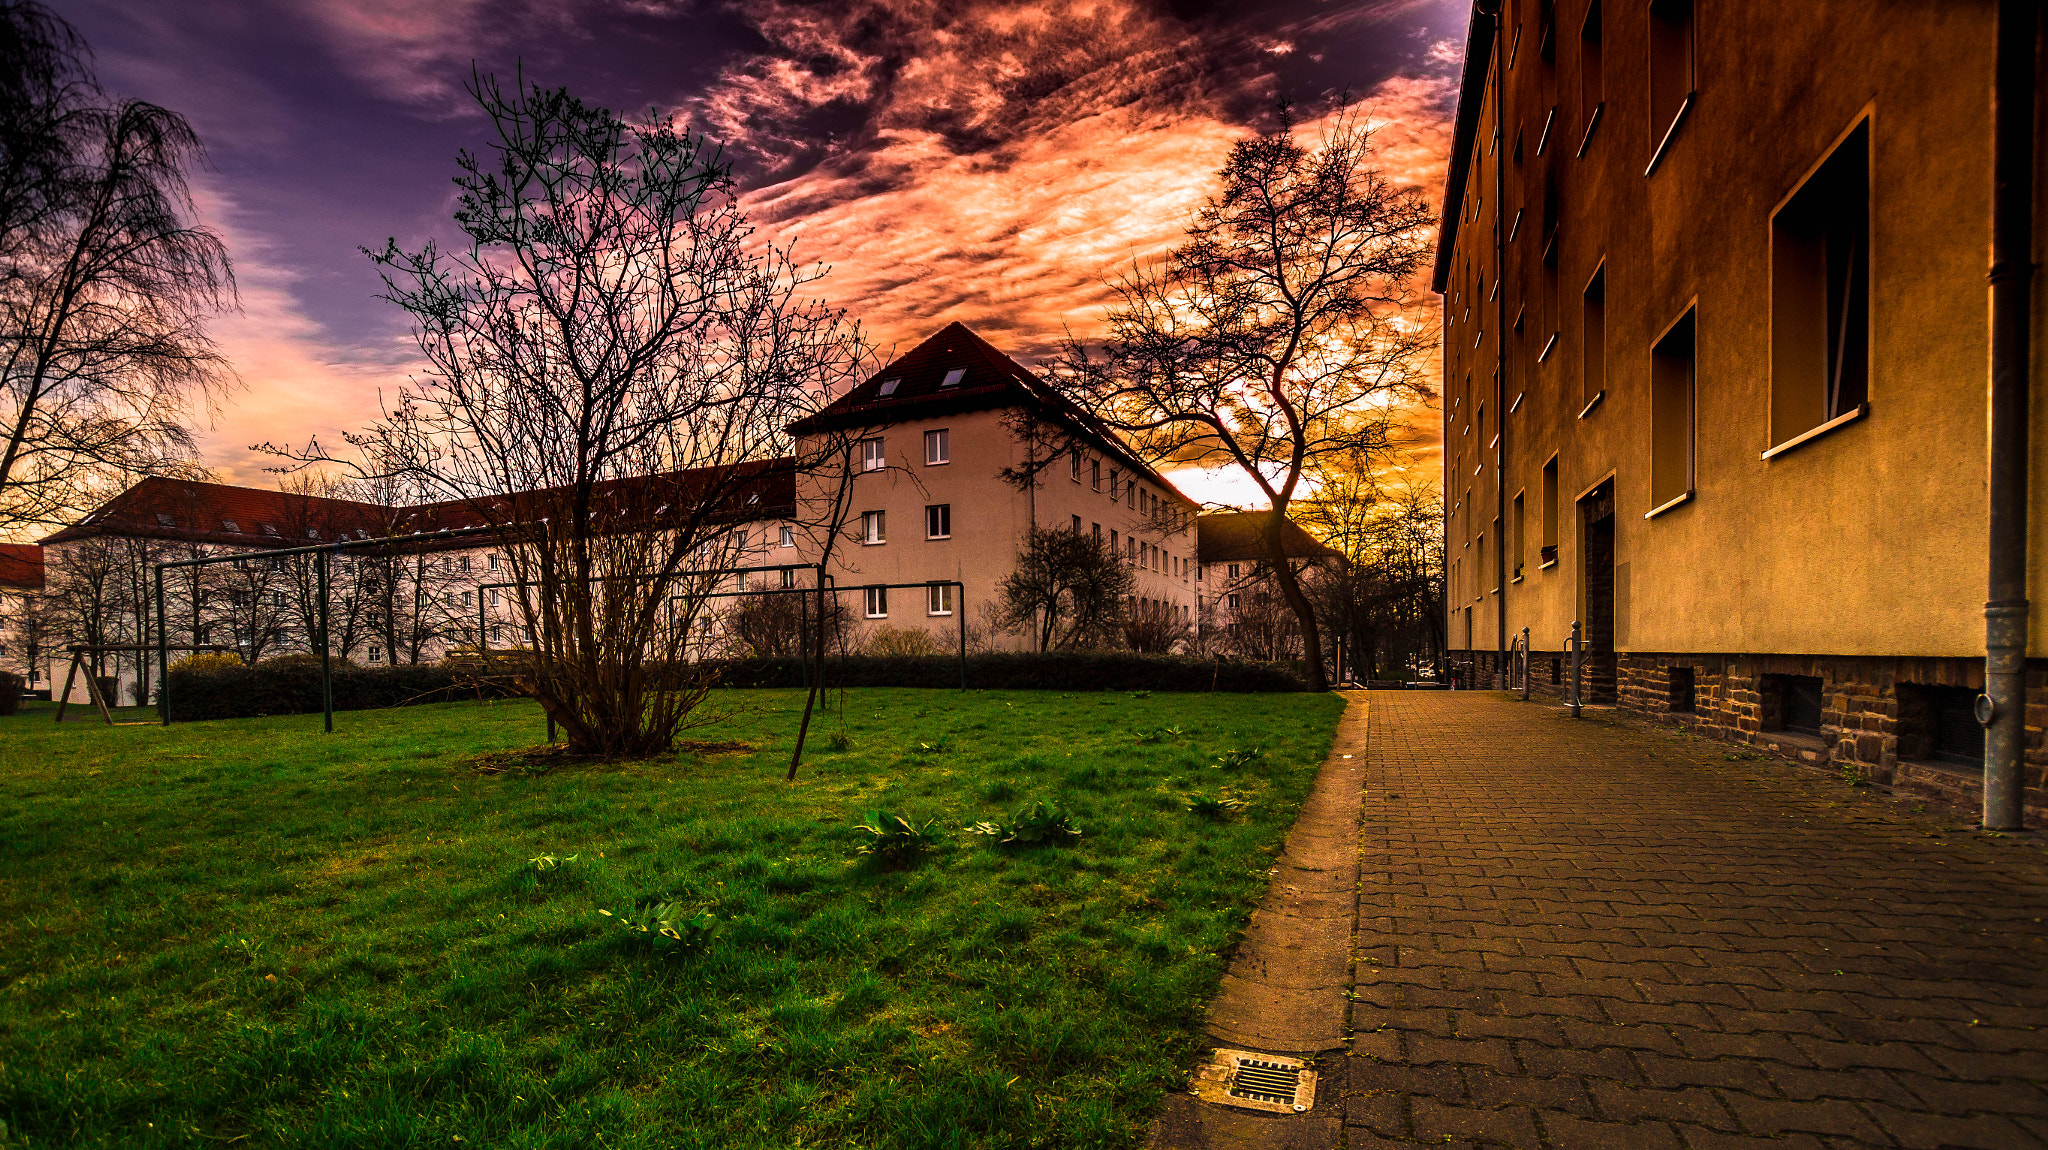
[0,689,1342,1148]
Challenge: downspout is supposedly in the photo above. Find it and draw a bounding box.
[1985,0,2039,832]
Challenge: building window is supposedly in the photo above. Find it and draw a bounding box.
[864,586,888,618]
[1126,482,1136,508]
[221,519,239,533]
[1110,529,1118,553]
[1070,450,1082,482]
[737,570,750,592]
[925,504,951,539]
[368,645,383,664]
[1668,666,1696,712]
[1227,563,1240,580]
[780,525,795,547]
[1511,492,1525,580]
[488,553,500,571]
[1071,514,1082,532]
[489,589,501,607]
[861,511,886,544]
[1650,308,1697,509]
[925,428,950,465]
[1770,119,1870,451]
[861,437,886,471]
[1578,0,1603,147]
[272,590,286,608]
[926,583,954,616]
[1541,456,1560,563]
[1109,470,1119,500]
[1581,265,1605,411]
[1091,522,1101,540]
[463,590,474,607]
[780,567,796,589]
[1227,593,1241,610]
[459,555,472,573]
[1648,0,1695,162]
[1091,459,1101,491]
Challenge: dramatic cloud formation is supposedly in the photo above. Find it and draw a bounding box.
[60,0,1466,504]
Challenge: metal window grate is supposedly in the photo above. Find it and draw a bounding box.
[1230,1057,1301,1107]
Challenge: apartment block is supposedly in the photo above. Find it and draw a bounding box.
[1435,0,2047,815]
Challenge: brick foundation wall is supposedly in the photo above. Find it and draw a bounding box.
[1442,648,2048,824]
[1616,653,2048,824]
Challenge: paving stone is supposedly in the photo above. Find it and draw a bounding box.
[1353,692,2048,1150]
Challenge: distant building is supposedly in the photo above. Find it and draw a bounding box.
[0,543,46,690]
[1433,1,2044,815]
[25,323,1293,701]
[1193,511,1340,661]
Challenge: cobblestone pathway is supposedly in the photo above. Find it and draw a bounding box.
[1347,691,2048,1149]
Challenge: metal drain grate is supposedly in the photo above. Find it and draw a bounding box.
[1229,1057,1302,1107]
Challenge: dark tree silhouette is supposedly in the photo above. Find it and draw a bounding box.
[998,525,1134,651]
[1054,111,1435,690]
[0,1,235,536]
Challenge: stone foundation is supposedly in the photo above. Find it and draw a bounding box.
[1445,648,2048,825]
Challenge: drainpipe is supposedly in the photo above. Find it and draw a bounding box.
[1984,0,2038,832]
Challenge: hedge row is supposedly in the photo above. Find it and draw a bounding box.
[162,651,1305,722]
[163,662,511,722]
[702,652,1307,693]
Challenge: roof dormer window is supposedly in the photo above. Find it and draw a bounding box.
[878,378,901,396]
[259,523,279,536]
[940,368,966,388]
[155,514,175,527]
[306,528,321,539]
[221,519,239,533]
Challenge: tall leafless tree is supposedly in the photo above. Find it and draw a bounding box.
[1054,110,1435,690]
[0,1,235,537]
[280,75,868,756]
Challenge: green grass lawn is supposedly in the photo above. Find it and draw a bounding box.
[0,688,1345,1148]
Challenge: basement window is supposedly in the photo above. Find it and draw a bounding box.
[1898,684,1985,769]
[1668,665,1696,712]
[1764,674,1825,737]
[1768,120,1870,456]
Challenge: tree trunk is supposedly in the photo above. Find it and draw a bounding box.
[1263,505,1328,691]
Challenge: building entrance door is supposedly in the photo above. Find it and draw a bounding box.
[1579,481,1618,703]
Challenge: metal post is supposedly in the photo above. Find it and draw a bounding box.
[1569,620,1583,719]
[317,549,333,734]
[957,581,968,690]
[155,565,169,726]
[798,592,810,691]
[1521,627,1531,701]
[1983,0,2036,832]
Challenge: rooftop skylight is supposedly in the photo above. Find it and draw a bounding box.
[878,378,901,396]
[940,368,966,388]
[155,513,175,527]
[221,519,239,532]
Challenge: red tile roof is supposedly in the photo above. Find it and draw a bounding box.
[788,322,1194,505]
[40,464,800,552]
[0,543,44,590]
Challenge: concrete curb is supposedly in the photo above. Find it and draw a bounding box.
[1148,692,1369,1149]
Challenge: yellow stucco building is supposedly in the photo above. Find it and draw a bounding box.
[1434,0,2046,818]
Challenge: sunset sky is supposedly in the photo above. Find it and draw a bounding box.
[62,0,1463,508]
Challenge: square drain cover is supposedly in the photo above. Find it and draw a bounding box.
[1189,1048,1316,1115]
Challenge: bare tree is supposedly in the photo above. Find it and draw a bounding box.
[1298,447,1445,682]
[0,1,235,536]
[1053,110,1435,690]
[998,525,1135,651]
[279,75,868,757]
[1122,596,1191,653]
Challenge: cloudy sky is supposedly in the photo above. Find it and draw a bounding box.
[61,0,1464,503]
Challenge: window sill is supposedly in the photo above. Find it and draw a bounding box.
[926,535,951,541]
[1510,573,1524,584]
[927,613,954,618]
[1578,389,1605,419]
[1538,333,1558,362]
[1538,558,1558,570]
[860,540,886,546]
[1577,103,1603,156]
[1489,586,1501,595]
[1509,391,1524,414]
[1644,490,1694,520]
[1761,402,1869,461]
[1644,93,1693,176]
[926,460,950,467]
